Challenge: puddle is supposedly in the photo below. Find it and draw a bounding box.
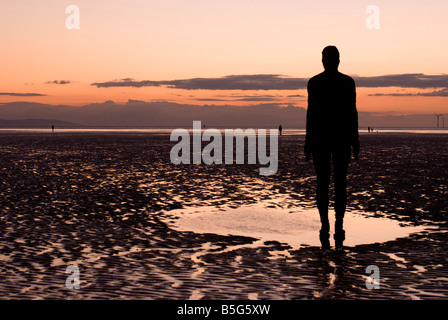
[166,203,428,248]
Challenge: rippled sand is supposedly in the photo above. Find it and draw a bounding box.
[0,132,447,299]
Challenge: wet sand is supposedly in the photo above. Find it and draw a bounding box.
[0,132,447,299]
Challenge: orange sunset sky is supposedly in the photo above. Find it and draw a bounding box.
[0,0,447,114]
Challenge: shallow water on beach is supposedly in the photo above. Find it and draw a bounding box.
[166,203,429,248]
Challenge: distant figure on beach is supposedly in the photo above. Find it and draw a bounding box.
[52,125,54,133]
[279,124,283,136]
[305,46,360,250]
[368,126,370,133]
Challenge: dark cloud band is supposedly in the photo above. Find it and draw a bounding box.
[91,75,307,90]
[355,74,448,89]
[369,88,448,97]
[45,80,71,85]
[91,73,448,91]
[0,92,46,97]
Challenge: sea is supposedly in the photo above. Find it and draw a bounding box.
[0,127,447,135]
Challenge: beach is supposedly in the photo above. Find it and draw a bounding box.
[0,131,447,299]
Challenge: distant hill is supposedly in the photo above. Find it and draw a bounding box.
[0,101,307,128]
[0,118,80,128]
[0,101,440,128]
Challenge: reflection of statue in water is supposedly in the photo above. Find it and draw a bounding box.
[305,46,360,250]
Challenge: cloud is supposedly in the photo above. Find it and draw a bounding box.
[196,94,282,102]
[234,95,278,101]
[92,75,308,90]
[369,88,448,97]
[91,73,448,91]
[91,78,163,88]
[195,98,230,101]
[166,75,307,90]
[0,92,46,97]
[45,80,71,85]
[355,74,448,88]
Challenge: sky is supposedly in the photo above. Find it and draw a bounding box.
[0,0,447,114]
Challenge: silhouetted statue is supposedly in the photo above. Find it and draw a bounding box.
[305,46,360,250]
[368,126,370,133]
[279,124,283,136]
[52,125,54,133]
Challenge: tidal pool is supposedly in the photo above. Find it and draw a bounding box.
[166,203,428,248]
